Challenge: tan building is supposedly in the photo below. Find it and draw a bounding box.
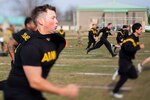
[76,2,148,30]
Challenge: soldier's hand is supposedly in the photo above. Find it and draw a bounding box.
[121,39,123,42]
[111,33,115,37]
[140,44,144,49]
[61,84,79,99]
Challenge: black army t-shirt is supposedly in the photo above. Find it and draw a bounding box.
[13,29,34,43]
[7,31,66,91]
[21,34,57,78]
[98,27,111,39]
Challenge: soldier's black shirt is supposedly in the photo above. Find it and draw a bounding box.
[88,28,97,41]
[57,29,65,38]
[116,29,129,43]
[98,27,111,39]
[119,33,140,60]
[6,30,66,95]
[13,29,34,44]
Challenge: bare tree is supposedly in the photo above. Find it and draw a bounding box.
[64,6,76,21]
[13,0,51,17]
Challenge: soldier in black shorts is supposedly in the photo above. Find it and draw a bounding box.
[111,23,144,99]
[4,4,78,100]
[87,23,117,57]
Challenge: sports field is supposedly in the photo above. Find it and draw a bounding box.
[0,32,150,100]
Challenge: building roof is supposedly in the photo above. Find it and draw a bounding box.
[0,16,25,25]
[77,2,148,12]
[0,16,4,24]
[7,16,25,25]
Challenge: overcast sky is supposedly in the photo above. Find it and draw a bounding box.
[52,0,150,12]
[0,0,150,16]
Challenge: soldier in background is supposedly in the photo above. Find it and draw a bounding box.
[76,26,83,47]
[86,24,97,49]
[87,23,117,57]
[111,23,144,99]
[57,26,65,38]
[113,25,129,52]
[0,25,4,52]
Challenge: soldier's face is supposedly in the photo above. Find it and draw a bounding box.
[108,24,112,29]
[136,27,142,35]
[28,21,36,31]
[92,24,96,28]
[43,9,58,33]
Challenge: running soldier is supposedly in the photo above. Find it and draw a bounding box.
[113,25,129,52]
[86,24,97,49]
[4,4,78,100]
[0,17,36,90]
[87,23,117,57]
[111,23,144,99]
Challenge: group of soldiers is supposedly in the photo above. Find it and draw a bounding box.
[0,25,15,55]
[0,6,148,99]
[0,18,66,57]
[86,23,129,57]
[86,22,145,99]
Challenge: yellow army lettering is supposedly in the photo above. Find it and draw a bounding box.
[21,33,30,41]
[41,51,56,62]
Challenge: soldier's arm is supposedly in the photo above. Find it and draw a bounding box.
[23,66,78,98]
[96,28,104,36]
[21,45,78,99]
[7,38,18,61]
[117,32,124,41]
[123,41,140,52]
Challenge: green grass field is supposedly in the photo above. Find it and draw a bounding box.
[0,32,150,100]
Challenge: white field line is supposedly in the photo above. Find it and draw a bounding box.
[0,70,9,72]
[0,63,117,68]
[88,65,117,68]
[79,85,132,90]
[143,50,150,53]
[0,63,70,67]
[0,71,114,76]
[54,64,70,66]
[74,72,113,76]
[61,52,102,55]
[0,63,11,65]
[59,58,116,61]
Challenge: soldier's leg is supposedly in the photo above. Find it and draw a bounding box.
[128,65,138,79]
[113,74,128,93]
[87,40,104,53]
[92,40,96,47]
[103,39,116,57]
[86,41,92,49]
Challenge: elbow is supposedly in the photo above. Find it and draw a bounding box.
[7,39,18,48]
[7,41,12,49]
[29,78,42,89]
